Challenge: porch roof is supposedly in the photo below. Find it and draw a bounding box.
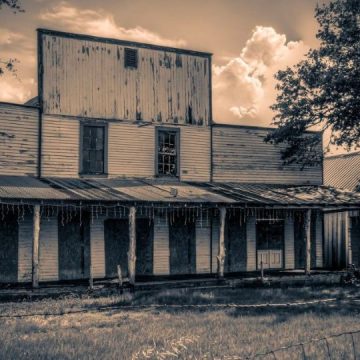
[0,175,360,208]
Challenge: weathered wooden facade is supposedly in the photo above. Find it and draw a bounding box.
[0,28,359,286]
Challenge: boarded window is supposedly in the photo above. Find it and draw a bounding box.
[124,48,138,68]
[82,125,105,175]
[157,129,178,177]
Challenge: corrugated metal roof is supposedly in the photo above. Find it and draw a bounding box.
[0,176,359,208]
[0,176,70,200]
[324,152,360,191]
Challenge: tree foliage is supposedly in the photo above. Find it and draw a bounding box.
[265,0,360,167]
[0,0,23,77]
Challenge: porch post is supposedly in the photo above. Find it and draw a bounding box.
[217,207,226,278]
[128,206,137,286]
[304,209,311,275]
[32,204,40,288]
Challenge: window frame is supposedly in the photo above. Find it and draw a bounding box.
[155,127,180,178]
[79,121,108,177]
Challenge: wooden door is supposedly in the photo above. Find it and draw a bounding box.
[225,215,247,272]
[136,219,154,276]
[0,214,18,283]
[104,219,129,278]
[58,214,90,280]
[169,215,196,275]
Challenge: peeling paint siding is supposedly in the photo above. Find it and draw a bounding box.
[42,115,79,177]
[246,217,256,271]
[211,216,219,273]
[18,215,33,282]
[195,216,211,273]
[0,104,38,176]
[284,217,295,269]
[315,214,324,268]
[153,214,170,275]
[42,116,210,181]
[90,217,106,278]
[212,126,322,185]
[39,217,59,281]
[42,34,210,125]
[180,127,211,182]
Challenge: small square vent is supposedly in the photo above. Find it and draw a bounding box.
[124,48,138,68]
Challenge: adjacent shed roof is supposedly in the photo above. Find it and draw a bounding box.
[324,152,360,191]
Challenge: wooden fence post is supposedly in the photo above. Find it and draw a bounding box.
[304,209,311,275]
[217,207,226,278]
[32,204,40,288]
[128,206,137,286]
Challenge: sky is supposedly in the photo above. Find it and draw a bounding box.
[0,0,328,128]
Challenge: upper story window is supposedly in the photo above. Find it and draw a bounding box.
[124,48,138,69]
[81,124,107,175]
[157,128,179,177]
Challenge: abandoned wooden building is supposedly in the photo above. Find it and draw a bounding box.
[0,29,360,287]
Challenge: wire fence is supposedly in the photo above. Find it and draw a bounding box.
[250,329,360,360]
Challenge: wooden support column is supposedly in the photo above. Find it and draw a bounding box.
[217,207,226,278]
[128,206,137,286]
[32,204,40,288]
[304,209,311,275]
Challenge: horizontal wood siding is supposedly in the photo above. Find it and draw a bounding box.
[41,34,210,125]
[90,217,105,278]
[108,123,154,177]
[212,126,322,185]
[42,115,79,177]
[284,217,295,269]
[195,216,211,273]
[0,103,38,176]
[153,214,170,275]
[18,214,33,282]
[180,127,211,182]
[39,217,59,281]
[246,217,256,271]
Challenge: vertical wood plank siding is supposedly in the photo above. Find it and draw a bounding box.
[0,103,38,176]
[153,214,170,275]
[284,217,295,269]
[42,116,210,181]
[39,217,59,281]
[212,126,322,184]
[315,214,324,268]
[18,215,33,282]
[211,216,219,273]
[246,217,257,271]
[90,217,106,278]
[195,216,211,273]
[41,34,210,126]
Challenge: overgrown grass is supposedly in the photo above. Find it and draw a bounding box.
[0,286,359,359]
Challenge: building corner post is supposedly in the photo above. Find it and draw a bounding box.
[32,204,40,288]
[128,206,137,286]
[217,207,226,278]
[304,209,311,275]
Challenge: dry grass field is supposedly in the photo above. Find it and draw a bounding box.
[0,286,360,359]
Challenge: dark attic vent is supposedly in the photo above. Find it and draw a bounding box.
[124,48,138,68]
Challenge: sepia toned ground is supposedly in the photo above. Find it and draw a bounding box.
[0,286,360,359]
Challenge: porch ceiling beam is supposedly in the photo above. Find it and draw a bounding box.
[128,206,137,286]
[32,204,40,288]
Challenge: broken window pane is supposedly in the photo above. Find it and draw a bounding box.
[157,129,178,177]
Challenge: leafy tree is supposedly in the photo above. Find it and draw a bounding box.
[0,0,23,77]
[265,0,360,167]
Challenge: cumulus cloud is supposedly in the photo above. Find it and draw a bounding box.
[0,77,34,103]
[39,2,186,47]
[213,26,309,126]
